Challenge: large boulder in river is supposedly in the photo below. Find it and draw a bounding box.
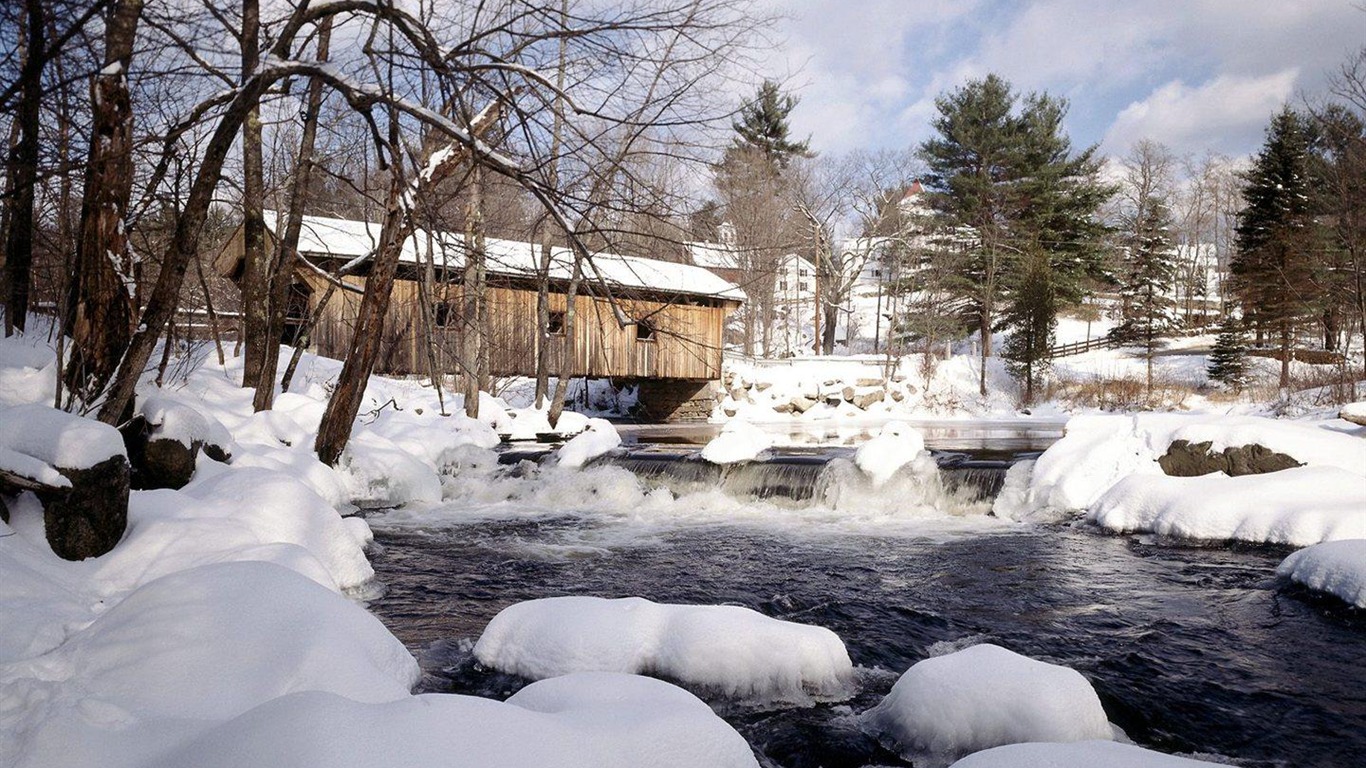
[122,396,234,490]
[1158,439,1303,477]
[0,404,129,559]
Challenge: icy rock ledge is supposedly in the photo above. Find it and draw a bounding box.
[862,644,1112,765]
[473,595,855,706]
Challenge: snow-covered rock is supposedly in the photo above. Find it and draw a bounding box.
[504,406,589,441]
[854,421,925,486]
[1341,401,1366,426]
[950,740,1224,767]
[474,595,855,706]
[146,673,758,768]
[701,420,774,464]
[138,394,236,455]
[1278,539,1366,607]
[0,403,126,471]
[1089,466,1366,547]
[863,644,1112,764]
[6,561,418,768]
[556,418,621,468]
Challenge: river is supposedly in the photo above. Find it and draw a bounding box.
[363,440,1365,768]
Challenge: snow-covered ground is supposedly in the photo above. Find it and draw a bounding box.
[3,319,1362,767]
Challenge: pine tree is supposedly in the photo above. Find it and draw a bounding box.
[918,74,1111,399]
[1207,314,1250,390]
[1232,108,1324,389]
[1109,198,1180,396]
[731,80,810,168]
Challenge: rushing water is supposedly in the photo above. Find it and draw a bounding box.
[365,456,1366,768]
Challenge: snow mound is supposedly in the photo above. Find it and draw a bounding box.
[473,595,855,705]
[950,740,1224,767]
[0,332,57,407]
[0,403,126,470]
[149,673,758,768]
[855,421,926,486]
[863,644,1111,763]
[1341,401,1366,424]
[1278,540,1366,607]
[701,420,774,464]
[139,394,236,452]
[556,418,621,468]
[1089,466,1366,547]
[505,406,589,441]
[1015,414,1366,521]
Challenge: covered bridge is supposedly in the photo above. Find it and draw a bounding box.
[215,213,744,421]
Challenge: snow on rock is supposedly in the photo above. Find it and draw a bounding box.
[1341,401,1366,426]
[863,644,1112,764]
[138,394,235,453]
[339,430,443,506]
[701,419,774,464]
[855,421,926,486]
[93,467,375,592]
[950,740,1225,767]
[148,673,758,768]
[504,406,589,441]
[6,562,419,768]
[473,595,855,705]
[556,418,622,468]
[1278,540,1366,607]
[0,404,126,471]
[1015,414,1366,522]
[0,332,58,407]
[1089,466,1366,547]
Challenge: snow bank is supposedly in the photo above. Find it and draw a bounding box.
[556,418,621,468]
[474,595,855,705]
[148,673,758,768]
[950,740,1223,767]
[1008,414,1366,524]
[855,421,925,486]
[1278,540,1366,607]
[701,419,774,464]
[0,403,125,470]
[4,562,419,768]
[0,331,57,407]
[863,644,1111,763]
[1089,466,1366,547]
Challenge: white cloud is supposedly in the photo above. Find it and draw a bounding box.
[1102,70,1299,156]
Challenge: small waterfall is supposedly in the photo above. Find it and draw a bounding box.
[492,446,1026,508]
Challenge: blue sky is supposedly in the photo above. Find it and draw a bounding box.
[765,0,1366,159]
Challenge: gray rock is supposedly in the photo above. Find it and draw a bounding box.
[853,389,885,410]
[1158,439,1303,477]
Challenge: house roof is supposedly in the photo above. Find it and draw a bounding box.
[264,211,746,303]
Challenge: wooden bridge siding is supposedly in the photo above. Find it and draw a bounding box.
[303,273,729,381]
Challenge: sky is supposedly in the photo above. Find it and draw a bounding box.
[764,0,1366,161]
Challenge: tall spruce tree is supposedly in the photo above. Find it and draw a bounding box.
[1232,108,1324,388]
[1110,198,1180,397]
[919,74,1111,399]
[732,80,810,168]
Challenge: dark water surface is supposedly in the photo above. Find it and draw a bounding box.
[368,515,1366,767]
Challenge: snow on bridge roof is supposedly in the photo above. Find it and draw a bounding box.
[265,211,746,303]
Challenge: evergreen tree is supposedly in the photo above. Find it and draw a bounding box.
[1232,108,1324,388]
[918,74,1111,399]
[1207,314,1250,390]
[731,80,810,168]
[1000,245,1057,404]
[1109,197,1180,396]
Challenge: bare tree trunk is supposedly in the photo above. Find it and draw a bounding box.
[547,256,582,428]
[253,16,331,411]
[2,0,44,336]
[316,178,411,465]
[535,1,568,407]
[65,0,143,404]
[462,166,485,419]
[195,253,225,366]
[239,0,269,390]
